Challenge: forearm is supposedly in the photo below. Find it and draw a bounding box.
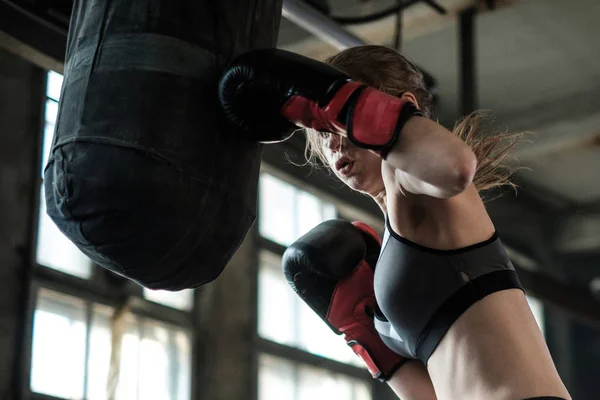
[386,360,438,400]
[383,117,477,198]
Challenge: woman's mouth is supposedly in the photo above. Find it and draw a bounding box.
[337,160,354,176]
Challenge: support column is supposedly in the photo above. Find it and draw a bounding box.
[0,47,45,399]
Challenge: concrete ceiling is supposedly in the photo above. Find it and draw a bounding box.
[276,0,600,298]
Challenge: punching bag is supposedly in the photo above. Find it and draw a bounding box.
[44,0,282,290]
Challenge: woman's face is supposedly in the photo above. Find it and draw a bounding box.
[320,133,385,197]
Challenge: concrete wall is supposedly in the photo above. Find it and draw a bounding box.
[0,47,44,399]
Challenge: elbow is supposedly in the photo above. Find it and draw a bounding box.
[446,149,477,198]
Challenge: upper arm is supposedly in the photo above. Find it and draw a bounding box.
[383,117,477,198]
[382,161,458,199]
[393,168,452,198]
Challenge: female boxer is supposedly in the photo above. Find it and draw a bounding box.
[301,45,571,400]
[219,44,571,400]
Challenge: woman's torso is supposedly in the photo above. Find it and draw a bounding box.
[379,161,570,400]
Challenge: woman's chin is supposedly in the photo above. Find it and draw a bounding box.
[334,167,371,192]
[341,175,366,192]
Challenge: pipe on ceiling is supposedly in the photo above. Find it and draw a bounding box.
[282,0,366,50]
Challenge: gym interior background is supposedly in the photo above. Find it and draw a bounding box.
[1,0,599,399]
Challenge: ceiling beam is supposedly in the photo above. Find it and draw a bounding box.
[282,0,365,49]
[512,111,600,161]
[0,0,66,72]
[280,0,519,59]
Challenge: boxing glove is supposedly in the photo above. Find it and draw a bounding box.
[219,49,423,157]
[282,219,407,381]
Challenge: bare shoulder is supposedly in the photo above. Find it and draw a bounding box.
[381,162,495,249]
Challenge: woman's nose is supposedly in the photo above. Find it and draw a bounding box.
[327,134,342,152]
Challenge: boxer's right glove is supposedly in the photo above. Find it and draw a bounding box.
[282,219,407,381]
[219,49,423,157]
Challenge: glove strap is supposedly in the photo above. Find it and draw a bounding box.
[346,334,408,382]
[344,86,424,159]
[280,82,423,159]
[280,81,362,132]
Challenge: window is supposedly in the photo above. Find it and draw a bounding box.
[110,312,192,400]
[259,173,336,247]
[143,288,194,312]
[30,288,192,400]
[30,289,87,399]
[259,354,371,400]
[526,295,545,337]
[257,173,371,400]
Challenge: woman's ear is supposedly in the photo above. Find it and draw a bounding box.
[400,91,420,110]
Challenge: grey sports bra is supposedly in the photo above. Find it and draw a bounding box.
[373,217,522,363]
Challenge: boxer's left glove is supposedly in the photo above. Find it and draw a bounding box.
[282,219,407,381]
[218,49,423,157]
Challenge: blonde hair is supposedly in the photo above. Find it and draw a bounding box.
[305,45,527,197]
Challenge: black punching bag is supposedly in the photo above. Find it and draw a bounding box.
[44,0,282,290]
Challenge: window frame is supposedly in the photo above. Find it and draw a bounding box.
[22,70,198,400]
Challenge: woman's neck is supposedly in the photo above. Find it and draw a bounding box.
[371,188,387,215]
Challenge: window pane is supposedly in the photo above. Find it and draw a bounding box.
[117,318,141,400]
[258,354,295,400]
[259,174,296,246]
[259,174,337,246]
[115,314,192,400]
[526,295,545,337]
[138,324,172,400]
[258,355,372,400]
[353,381,372,400]
[323,202,337,220]
[258,251,295,345]
[36,186,93,279]
[41,99,58,176]
[87,305,114,400]
[174,331,192,400]
[297,364,353,400]
[47,70,63,102]
[297,190,328,239]
[31,289,87,399]
[143,288,194,311]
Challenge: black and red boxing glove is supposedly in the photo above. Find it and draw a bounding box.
[282,219,407,381]
[218,49,423,157]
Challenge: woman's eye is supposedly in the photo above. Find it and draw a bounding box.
[319,131,331,139]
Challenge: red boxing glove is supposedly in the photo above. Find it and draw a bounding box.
[282,220,407,381]
[219,49,423,157]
